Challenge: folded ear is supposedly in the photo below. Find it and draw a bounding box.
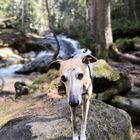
[48,60,62,70]
[82,55,97,64]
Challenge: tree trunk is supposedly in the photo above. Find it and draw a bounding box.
[45,0,60,60]
[88,0,96,34]
[91,0,113,59]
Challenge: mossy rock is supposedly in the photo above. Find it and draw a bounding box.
[92,60,131,99]
[93,60,122,93]
[93,59,120,82]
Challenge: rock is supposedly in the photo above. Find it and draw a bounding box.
[93,59,120,82]
[126,86,140,99]
[111,96,140,123]
[87,99,133,140]
[14,81,30,98]
[0,99,133,140]
[0,48,23,65]
[93,60,131,100]
[95,73,131,100]
[15,54,54,74]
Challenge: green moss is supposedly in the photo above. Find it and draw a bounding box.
[93,60,120,81]
[111,96,125,106]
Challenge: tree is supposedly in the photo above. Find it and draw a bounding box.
[89,0,113,59]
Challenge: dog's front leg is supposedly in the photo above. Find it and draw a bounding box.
[80,99,90,140]
[70,107,79,140]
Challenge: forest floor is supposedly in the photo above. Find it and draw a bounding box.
[0,58,140,140]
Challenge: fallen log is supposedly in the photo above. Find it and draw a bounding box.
[118,53,140,65]
[109,45,140,65]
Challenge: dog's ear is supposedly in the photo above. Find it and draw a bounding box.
[82,55,97,64]
[48,60,62,70]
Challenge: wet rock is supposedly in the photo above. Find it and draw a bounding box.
[0,48,23,66]
[14,81,30,98]
[15,54,54,74]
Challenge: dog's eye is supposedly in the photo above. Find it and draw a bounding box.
[61,75,67,82]
[77,73,83,80]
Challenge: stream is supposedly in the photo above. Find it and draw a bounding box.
[0,34,82,77]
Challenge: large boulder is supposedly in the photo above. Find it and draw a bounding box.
[87,99,133,140]
[0,99,133,140]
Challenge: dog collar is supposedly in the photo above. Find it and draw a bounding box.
[82,90,88,96]
[82,65,93,96]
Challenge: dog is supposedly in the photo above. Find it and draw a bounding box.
[49,55,97,140]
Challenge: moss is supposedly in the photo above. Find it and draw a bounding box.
[111,96,126,106]
[93,60,120,81]
[0,101,34,128]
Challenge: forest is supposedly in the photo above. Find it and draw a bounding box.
[0,0,140,140]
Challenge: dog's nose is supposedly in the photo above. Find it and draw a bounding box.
[69,99,79,107]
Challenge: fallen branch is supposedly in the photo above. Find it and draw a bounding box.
[109,45,140,65]
[118,53,140,64]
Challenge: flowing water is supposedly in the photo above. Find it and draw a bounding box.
[0,64,23,77]
[0,34,81,77]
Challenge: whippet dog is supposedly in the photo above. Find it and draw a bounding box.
[49,55,97,140]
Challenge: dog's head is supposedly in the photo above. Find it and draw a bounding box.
[49,55,97,107]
